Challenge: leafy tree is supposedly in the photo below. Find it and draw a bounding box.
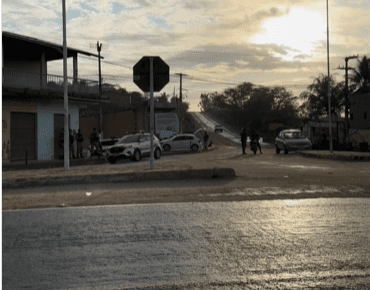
[158,92,170,103]
[351,55,370,92]
[299,74,344,119]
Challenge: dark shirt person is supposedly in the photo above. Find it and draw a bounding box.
[250,130,262,154]
[69,130,76,159]
[76,129,84,158]
[203,131,209,151]
[89,128,101,157]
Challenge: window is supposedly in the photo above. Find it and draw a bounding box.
[364,112,368,120]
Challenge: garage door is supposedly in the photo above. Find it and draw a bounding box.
[10,112,36,161]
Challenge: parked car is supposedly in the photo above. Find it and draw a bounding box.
[100,137,120,156]
[275,129,312,154]
[160,132,178,141]
[214,124,223,133]
[160,133,202,152]
[106,133,162,164]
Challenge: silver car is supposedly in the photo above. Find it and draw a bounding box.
[275,129,312,154]
[160,134,202,152]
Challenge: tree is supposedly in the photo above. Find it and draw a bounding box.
[198,93,211,112]
[299,74,344,119]
[351,55,370,92]
[158,92,170,103]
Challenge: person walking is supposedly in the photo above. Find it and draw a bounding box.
[69,129,76,159]
[240,127,247,155]
[76,129,84,158]
[58,128,64,160]
[203,130,209,151]
[89,127,101,157]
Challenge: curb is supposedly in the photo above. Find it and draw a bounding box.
[2,158,106,172]
[297,151,370,161]
[2,168,236,189]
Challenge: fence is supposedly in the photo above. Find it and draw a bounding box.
[2,68,99,95]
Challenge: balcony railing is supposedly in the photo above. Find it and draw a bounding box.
[2,68,99,95]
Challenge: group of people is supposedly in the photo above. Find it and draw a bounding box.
[58,127,102,159]
[202,128,261,154]
[58,128,85,159]
[240,127,262,155]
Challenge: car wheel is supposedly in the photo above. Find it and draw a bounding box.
[154,148,161,159]
[284,145,289,154]
[132,150,141,161]
[191,144,199,152]
[108,156,117,164]
[163,144,170,151]
[275,145,280,154]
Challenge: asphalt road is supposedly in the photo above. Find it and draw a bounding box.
[3,198,370,290]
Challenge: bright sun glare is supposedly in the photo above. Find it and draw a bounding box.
[251,7,327,60]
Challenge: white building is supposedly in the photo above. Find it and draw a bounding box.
[2,31,107,162]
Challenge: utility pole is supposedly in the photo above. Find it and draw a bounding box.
[90,41,106,138]
[337,55,358,147]
[175,73,188,133]
[97,41,103,138]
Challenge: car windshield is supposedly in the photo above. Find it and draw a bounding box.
[284,132,305,139]
[117,135,140,144]
[101,140,117,146]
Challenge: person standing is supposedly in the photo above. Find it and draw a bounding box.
[69,129,76,159]
[98,129,103,152]
[76,129,84,158]
[203,131,209,151]
[58,128,64,160]
[89,127,101,157]
[240,127,247,155]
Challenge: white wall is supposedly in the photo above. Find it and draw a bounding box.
[37,101,79,160]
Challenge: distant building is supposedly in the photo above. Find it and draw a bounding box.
[348,91,370,149]
[349,92,370,130]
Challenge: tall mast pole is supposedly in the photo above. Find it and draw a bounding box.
[327,0,333,153]
[62,0,70,169]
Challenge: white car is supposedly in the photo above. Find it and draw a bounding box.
[160,133,202,152]
[100,137,120,156]
[106,133,162,164]
[214,124,223,133]
[275,129,312,154]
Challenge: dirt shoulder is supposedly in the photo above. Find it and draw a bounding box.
[3,142,370,211]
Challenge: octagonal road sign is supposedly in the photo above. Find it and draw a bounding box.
[133,56,170,92]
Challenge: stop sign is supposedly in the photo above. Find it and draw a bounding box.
[133,56,170,92]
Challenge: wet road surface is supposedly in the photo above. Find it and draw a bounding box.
[3,198,370,289]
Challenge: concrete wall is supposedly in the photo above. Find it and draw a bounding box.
[37,101,79,160]
[3,60,40,73]
[3,60,41,89]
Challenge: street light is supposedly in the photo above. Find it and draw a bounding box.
[62,0,70,169]
[326,0,333,153]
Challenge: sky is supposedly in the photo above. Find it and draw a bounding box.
[2,0,370,111]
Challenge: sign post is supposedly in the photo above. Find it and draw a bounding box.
[149,58,154,169]
[133,56,170,169]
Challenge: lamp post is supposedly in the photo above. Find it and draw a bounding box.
[326,0,333,153]
[62,0,70,169]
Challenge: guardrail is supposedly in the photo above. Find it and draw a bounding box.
[2,68,99,95]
